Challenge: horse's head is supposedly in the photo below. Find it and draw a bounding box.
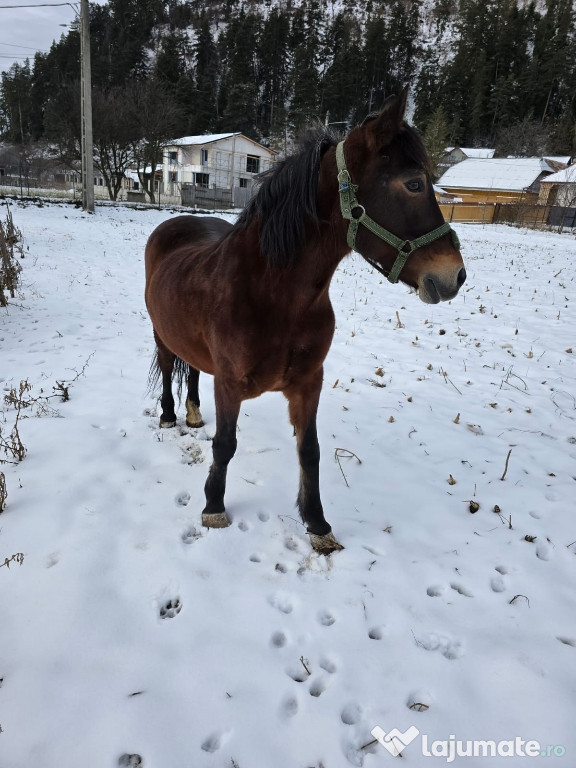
[336,90,466,304]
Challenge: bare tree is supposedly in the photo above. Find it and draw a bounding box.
[127,80,183,204]
[91,88,137,201]
[45,84,136,201]
[495,117,551,158]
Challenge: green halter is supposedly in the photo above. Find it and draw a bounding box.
[336,141,460,284]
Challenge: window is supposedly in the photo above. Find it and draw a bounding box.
[168,151,177,165]
[195,172,209,188]
[170,171,178,183]
[239,178,249,188]
[201,148,209,165]
[246,155,260,174]
[133,181,139,191]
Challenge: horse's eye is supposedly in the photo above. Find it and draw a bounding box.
[405,179,424,193]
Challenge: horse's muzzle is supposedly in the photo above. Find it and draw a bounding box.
[418,267,466,304]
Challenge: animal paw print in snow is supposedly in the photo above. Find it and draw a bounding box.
[159,597,182,619]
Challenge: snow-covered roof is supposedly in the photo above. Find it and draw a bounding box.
[444,146,495,159]
[461,148,495,159]
[437,158,552,191]
[544,156,571,165]
[541,163,576,184]
[168,133,239,146]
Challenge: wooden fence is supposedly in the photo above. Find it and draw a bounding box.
[440,202,576,230]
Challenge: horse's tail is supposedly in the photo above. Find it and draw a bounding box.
[147,350,189,403]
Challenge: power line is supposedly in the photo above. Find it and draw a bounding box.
[0,40,44,49]
[0,3,76,8]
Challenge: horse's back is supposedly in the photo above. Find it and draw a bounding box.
[145,215,232,278]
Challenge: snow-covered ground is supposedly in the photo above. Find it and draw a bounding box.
[1,201,575,768]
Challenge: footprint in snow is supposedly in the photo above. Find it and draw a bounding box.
[286,662,310,683]
[536,541,553,561]
[175,491,190,507]
[317,609,336,626]
[416,632,463,660]
[426,585,445,597]
[557,637,576,648]
[258,510,270,522]
[159,598,182,619]
[450,582,474,598]
[407,688,434,712]
[368,626,385,640]
[268,592,296,614]
[341,702,363,725]
[181,526,202,544]
[319,655,338,674]
[201,732,224,753]
[491,575,506,593]
[270,631,288,648]
[118,756,142,767]
[309,675,329,697]
[280,695,299,718]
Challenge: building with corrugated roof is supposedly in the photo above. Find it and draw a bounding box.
[436,157,563,203]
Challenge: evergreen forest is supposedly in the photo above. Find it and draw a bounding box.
[1,0,575,163]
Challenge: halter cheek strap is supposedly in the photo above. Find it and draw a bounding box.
[336,141,460,284]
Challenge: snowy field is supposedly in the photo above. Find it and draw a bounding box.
[0,201,575,768]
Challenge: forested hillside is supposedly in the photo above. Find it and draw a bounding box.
[1,0,575,156]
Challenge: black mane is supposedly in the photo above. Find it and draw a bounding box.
[236,128,337,267]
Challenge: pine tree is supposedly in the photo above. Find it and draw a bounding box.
[218,11,261,137]
[188,17,219,135]
[289,2,323,132]
[321,13,364,127]
[258,9,291,138]
[423,106,450,179]
[0,62,34,143]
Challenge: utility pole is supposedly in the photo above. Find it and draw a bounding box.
[80,0,94,213]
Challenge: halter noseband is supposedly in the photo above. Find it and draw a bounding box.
[336,141,460,284]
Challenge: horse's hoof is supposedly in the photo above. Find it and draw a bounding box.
[309,531,344,554]
[159,419,176,428]
[186,401,204,429]
[202,511,231,529]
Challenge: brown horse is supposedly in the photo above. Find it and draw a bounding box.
[145,90,465,554]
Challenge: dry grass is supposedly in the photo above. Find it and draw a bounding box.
[0,206,23,306]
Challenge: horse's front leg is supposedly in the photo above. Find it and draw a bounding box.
[284,369,344,554]
[202,380,240,529]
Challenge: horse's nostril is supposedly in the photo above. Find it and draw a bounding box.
[457,267,467,288]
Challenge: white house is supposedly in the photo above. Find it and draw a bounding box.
[538,163,576,207]
[162,133,277,207]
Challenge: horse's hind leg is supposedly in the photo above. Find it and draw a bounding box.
[284,370,344,555]
[202,380,240,529]
[154,333,177,428]
[185,367,204,428]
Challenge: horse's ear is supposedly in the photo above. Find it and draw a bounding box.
[368,87,409,149]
